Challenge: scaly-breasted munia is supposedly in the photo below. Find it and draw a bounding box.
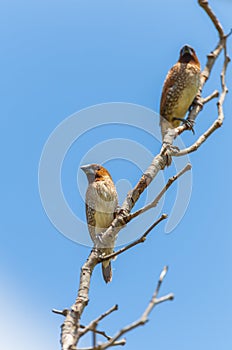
[160,45,201,144]
[81,164,118,283]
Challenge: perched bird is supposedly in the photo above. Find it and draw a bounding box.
[81,164,118,283]
[160,45,201,148]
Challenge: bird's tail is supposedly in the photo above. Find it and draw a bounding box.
[102,260,112,283]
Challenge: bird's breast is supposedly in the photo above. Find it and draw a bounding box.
[89,180,118,233]
[94,211,115,234]
[172,67,200,121]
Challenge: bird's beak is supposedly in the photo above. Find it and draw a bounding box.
[80,164,94,175]
[181,45,193,56]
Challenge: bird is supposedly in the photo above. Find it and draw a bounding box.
[160,45,201,163]
[81,164,118,283]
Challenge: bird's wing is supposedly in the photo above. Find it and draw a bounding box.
[160,64,179,117]
[85,201,96,243]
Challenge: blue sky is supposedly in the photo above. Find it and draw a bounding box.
[1,0,232,349]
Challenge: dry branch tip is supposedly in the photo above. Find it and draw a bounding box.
[159,265,168,282]
[52,309,68,316]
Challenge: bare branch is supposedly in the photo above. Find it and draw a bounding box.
[128,163,192,221]
[202,90,219,104]
[98,266,174,350]
[170,119,221,156]
[198,0,224,38]
[59,249,99,349]
[100,214,168,262]
[79,305,118,338]
[141,265,169,321]
[80,324,111,340]
[86,328,111,341]
[58,193,167,349]
[80,324,112,341]
[52,309,68,316]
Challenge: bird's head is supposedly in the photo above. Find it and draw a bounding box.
[178,45,200,67]
[81,164,112,183]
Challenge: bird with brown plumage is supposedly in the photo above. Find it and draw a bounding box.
[81,164,118,283]
[160,45,201,164]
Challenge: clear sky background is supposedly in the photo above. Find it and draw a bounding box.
[1,0,232,349]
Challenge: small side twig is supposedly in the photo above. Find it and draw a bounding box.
[80,325,111,341]
[202,90,219,104]
[198,0,224,38]
[80,305,118,338]
[98,266,174,350]
[52,309,69,316]
[100,214,167,262]
[128,163,192,221]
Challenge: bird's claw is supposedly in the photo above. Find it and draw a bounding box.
[184,119,195,134]
[162,143,180,166]
[115,205,122,215]
[193,95,203,108]
[172,116,195,134]
[189,95,203,111]
[116,207,129,219]
[163,143,180,166]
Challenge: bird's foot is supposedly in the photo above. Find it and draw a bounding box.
[184,118,195,134]
[189,94,203,112]
[193,94,203,108]
[116,207,129,221]
[115,205,122,216]
[162,143,180,166]
[172,117,195,134]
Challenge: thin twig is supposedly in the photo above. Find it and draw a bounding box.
[141,266,170,321]
[198,0,224,38]
[100,214,167,262]
[98,266,174,350]
[202,90,219,104]
[52,309,68,316]
[92,330,110,341]
[128,163,192,221]
[80,325,112,341]
[80,305,118,338]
